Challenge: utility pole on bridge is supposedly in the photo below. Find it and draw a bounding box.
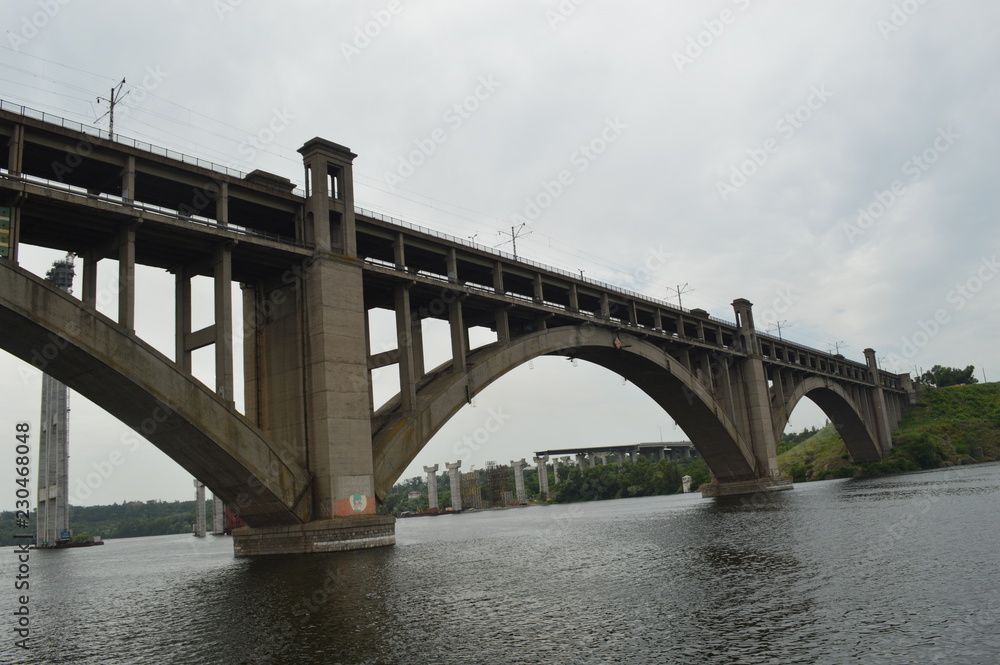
[96,78,128,141]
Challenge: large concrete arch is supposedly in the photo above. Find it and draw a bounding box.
[372,326,758,498]
[0,262,310,526]
[774,376,881,463]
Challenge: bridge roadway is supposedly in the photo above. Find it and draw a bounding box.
[0,102,915,555]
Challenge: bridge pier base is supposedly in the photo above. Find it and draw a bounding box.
[232,515,395,557]
[699,477,793,498]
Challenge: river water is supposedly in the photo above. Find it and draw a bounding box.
[4,463,999,664]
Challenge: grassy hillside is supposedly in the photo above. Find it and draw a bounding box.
[778,383,1000,481]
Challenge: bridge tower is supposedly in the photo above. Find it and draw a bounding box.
[35,254,75,547]
[699,298,791,496]
[236,138,394,555]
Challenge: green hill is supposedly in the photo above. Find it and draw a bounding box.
[778,383,1000,481]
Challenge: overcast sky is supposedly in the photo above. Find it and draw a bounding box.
[2,1,997,506]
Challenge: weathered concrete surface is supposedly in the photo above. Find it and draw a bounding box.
[232,515,395,557]
[700,477,793,497]
[0,261,310,526]
[372,326,758,499]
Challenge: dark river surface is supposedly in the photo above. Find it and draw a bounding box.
[4,463,999,664]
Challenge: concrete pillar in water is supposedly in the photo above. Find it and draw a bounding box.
[212,494,225,535]
[533,456,550,498]
[446,461,462,511]
[424,464,439,510]
[511,459,527,504]
[682,475,692,493]
[194,479,206,538]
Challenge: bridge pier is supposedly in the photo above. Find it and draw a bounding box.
[447,461,463,511]
[533,456,550,497]
[232,516,395,557]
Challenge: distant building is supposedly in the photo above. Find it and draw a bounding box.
[535,441,701,463]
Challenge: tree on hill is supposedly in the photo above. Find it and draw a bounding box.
[918,365,979,388]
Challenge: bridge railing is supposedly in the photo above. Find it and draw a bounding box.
[2,171,307,248]
[0,99,307,196]
[355,206,716,319]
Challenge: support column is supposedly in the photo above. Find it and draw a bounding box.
[214,243,234,405]
[194,480,207,538]
[216,182,229,226]
[552,458,560,484]
[82,250,98,308]
[493,262,509,344]
[8,124,24,175]
[681,476,692,493]
[393,233,406,270]
[533,274,544,304]
[174,267,192,372]
[588,454,596,468]
[731,298,779,477]
[534,456,550,497]
[411,314,425,377]
[424,464,439,510]
[118,224,136,333]
[560,456,572,473]
[864,348,895,457]
[567,283,579,313]
[616,452,624,465]
[212,494,225,535]
[447,462,462,511]
[511,459,527,503]
[121,155,135,204]
[576,454,586,471]
[396,284,417,411]
[450,297,466,373]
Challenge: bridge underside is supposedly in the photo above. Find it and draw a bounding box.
[0,261,311,526]
[372,326,761,498]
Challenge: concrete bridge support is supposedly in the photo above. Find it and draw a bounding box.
[194,480,207,538]
[234,138,394,555]
[534,456,550,498]
[424,464,439,510]
[446,461,462,511]
[511,459,527,504]
[551,458,560,485]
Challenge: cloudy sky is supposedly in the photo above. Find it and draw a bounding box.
[2,1,997,506]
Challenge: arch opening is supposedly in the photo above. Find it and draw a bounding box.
[775,377,881,463]
[372,326,758,497]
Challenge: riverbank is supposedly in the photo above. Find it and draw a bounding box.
[778,383,1000,482]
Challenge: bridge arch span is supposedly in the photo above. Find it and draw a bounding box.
[774,376,881,463]
[0,262,311,526]
[372,326,758,497]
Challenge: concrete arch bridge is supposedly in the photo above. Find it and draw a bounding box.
[0,103,914,555]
